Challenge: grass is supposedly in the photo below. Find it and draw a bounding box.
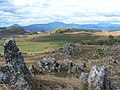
[0,41,4,53]
[0,39,73,53]
[110,77,120,87]
[0,34,80,52]
[16,41,62,52]
[0,32,101,53]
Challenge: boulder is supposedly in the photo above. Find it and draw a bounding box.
[88,65,118,90]
[79,61,86,68]
[0,38,31,90]
[37,57,56,70]
[29,65,43,75]
[106,65,118,75]
[79,72,89,90]
[57,43,80,56]
[80,72,88,82]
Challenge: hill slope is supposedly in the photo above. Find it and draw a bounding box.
[0,26,29,35]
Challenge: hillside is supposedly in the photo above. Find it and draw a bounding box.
[0,26,29,35]
[50,27,101,34]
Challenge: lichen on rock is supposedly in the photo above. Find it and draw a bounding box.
[0,38,31,90]
[88,65,118,90]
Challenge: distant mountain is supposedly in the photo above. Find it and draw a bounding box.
[7,22,120,32]
[23,22,67,32]
[9,24,21,27]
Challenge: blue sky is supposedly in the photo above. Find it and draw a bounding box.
[1,0,120,26]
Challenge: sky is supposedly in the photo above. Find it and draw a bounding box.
[1,0,120,27]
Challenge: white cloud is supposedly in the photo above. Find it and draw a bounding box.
[1,0,120,26]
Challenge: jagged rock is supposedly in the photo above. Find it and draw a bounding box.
[79,61,86,68]
[66,61,86,74]
[88,65,118,90]
[70,64,84,74]
[57,43,80,56]
[37,57,60,72]
[0,38,31,90]
[58,60,70,72]
[0,66,10,84]
[29,65,43,75]
[37,57,56,69]
[63,58,72,66]
[71,65,77,73]
[80,72,88,82]
[63,59,74,73]
[106,65,118,75]
[107,56,118,63]
[79,72,89,90]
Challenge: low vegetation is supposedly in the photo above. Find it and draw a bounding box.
[51,28,101,34]
[0,28,120,90]
[0,26,29,35]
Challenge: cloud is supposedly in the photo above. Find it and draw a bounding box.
[1,0,120,26]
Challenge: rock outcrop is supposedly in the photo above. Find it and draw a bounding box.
[88,65,118,90]
[0,38,31,90]
[80,72,88,82]
[57,43,80,56]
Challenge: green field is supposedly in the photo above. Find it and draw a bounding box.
[17,41,63,52]
[0,33,84,52]
[0,39,73,52]
[0,31,118,52]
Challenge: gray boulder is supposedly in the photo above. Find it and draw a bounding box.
[88,65,118,90]
[29,65,43,75]
[80,72,88,82]
[0,38,31,90]
[106,65,118,75]
[79,61,86,68]
[57,43,80,56]
[37,57,57,70]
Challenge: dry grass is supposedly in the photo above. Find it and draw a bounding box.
[93,30,120,36]
[30,75,87,90]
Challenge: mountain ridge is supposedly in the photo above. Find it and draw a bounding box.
[3,22,120,31]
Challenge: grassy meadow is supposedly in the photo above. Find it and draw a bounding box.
[0,37,75,52]
[0,30,119,53]
[0,41,63,52]
[0,31,94,52]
